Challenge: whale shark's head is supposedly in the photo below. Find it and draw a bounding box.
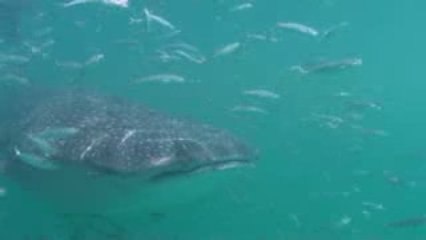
[143,129,257,181]
[85,122,258,181]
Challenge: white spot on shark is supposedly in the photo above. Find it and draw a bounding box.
[119,130,136,146]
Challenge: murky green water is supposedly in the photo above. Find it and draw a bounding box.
[1,0,426,239]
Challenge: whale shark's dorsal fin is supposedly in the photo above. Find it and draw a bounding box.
[14,147,58,170]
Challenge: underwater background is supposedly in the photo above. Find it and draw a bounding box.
[1,0,426,239]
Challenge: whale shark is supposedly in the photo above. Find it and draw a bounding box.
[2,87,256,181]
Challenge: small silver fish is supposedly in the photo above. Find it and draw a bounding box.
[160,42,206,64]
[134,74,185,84]
[231,105,268,114]
[230,3,253,12]
[277,22,319,37]
[0,187,6,197]
[214,42,241,57]
[362,201,385,211]
[291,57,363,74]
[63,0,128,8]
[85,53,105,65]
[144,8,177,32]
[173,50,206,64]
[243,89,280,99]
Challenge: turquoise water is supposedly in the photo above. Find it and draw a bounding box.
[1,0,426,239]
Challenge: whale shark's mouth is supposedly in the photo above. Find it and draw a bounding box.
[149,159,252,182]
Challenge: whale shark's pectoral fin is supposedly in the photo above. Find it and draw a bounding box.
[14,147,58,170]
[27,135,57,157]
[26,127,79,157]
[36,127,79,141]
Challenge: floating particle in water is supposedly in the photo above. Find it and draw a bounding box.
[242,89,280,99]
[352,185,361,193]
[214,42,241,57]
[334,91,352,97]
[0,187,6,197]
[134,74,185,84]
[277,22,319,37]
[335,215,352,228]
[362,210,371,218]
